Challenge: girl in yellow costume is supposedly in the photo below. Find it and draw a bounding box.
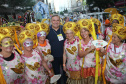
[0,27,25,84]
[77,19,103,84]
[18,30,54,84]
[102,24,126,84]
[104,14,124,42]
[63,22,81,84]
[34,23,54,84]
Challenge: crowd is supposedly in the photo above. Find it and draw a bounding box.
[0,13,126,84]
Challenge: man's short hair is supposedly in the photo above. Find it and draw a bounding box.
[51,14,60,20]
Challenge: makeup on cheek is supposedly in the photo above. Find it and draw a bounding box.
[37,31,46,37]
[23,41,33,47]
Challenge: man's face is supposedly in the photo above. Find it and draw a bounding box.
[51,16,60,28]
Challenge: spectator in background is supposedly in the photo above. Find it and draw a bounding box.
[4,13,9,21]
[105,19,110,27]
[73,20,77,23]
[64,17,69,24]
[69,17,73,21]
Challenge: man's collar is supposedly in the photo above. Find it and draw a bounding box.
[50,25,62,30]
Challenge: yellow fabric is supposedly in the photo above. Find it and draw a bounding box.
[90,22,96,40]
[18,30,36,47]
[63,22,79,34]
[91,18,101,33]
[33,40,38,49]
[90,21,100,84]
[14,29,20,48]
[77,19,97,39]
[112,24,126,40]
[77,19,92,32]
[34,23,50,35]
[104,8,118,15]
[95,50,99,84]
[9,26,21,31]
[25,23,36,30]
[0,27,15,43]
[110,13,124,25]
[14,43,22,55]
[79,40,85,76]
[0,66,6,84]
[76,19,97,39]
[102,36,112,84]
[76,32,82,40]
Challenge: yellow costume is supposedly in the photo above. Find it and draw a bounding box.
[0,27,23,84]
[105,13,124,42]
[76,19,93,39]
[0,65,6,84]
[35,23,53,84]
[103,24,126,84]
[25,23,36,30]
[63,22,79,34]
[77,19,101,84]
[112,23,126,39]
[110,13,124,25]
[63,22,81,84]
[34,23,50,35]
[18,30,36,46]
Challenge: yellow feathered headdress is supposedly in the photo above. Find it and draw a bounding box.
[112,24,126,40]
[63,22,79,35]
[110,13,124,25]
[0,27,15,43]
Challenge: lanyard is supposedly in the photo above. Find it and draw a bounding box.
[52,27,61,35]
